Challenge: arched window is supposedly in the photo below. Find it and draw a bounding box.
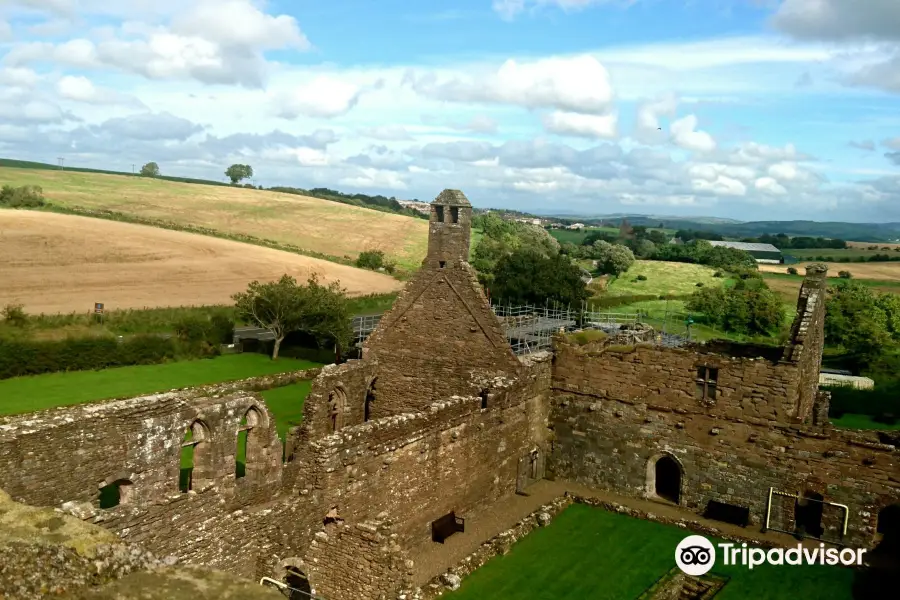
[236,406,263,479]
[329,387,346,432]
[180,420,210,492]
[99,479,133,509]
[364,378,377,422]
[284,567,312,600]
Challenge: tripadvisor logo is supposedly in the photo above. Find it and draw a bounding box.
[675,535,867,576]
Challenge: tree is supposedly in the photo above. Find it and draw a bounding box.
[591,241,635,277]
[491,249,589,307]
[686,279,784,336]
[232,274,351,360]
[825,281,897,369]
[471,214,559,285]
[140,162,160,177]
[226,164,254,184]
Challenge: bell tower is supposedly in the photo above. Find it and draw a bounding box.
[425,189,472,268]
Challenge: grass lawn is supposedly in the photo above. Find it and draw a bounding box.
[831,413,900,430]
[0,353,321,417]
[607,261,727,297]
[261,381,314,439]
[447,504,854,600]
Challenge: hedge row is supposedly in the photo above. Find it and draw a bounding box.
[0,335,179,379]
[827,385,900,420]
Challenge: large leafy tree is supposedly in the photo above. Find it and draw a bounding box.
[686,278,784,336]
[590,241,635,277]
[471,213,559,285]
[825,281,898,369]
[232,274,351,359]
[140,162,160,177]
[225,163,254,184]
[490,249,589,307]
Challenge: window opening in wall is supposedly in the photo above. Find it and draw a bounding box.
[654,456,682,504]
[236,414,250,478]
[99,479,133,509]
[179,420,208,493]
[794,491,825,538]
[480,389,489,409]
[695,366,718,401]
[439,261,446,269]
[703,499,750,527]
[329,388,346,433]
[434,205,445,222]
[450,206,459,223]
[364,378,377,422]
[530,450,540,480]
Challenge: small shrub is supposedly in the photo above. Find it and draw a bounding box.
[635,274,648,281]
[787,267,798,275]
[695,282,704,287]
[2,303,28,327]
[0,184,45,208]
[713,271,724,278]
[356,249,386,270]
[838,270,853,279]
[569,330,607,345]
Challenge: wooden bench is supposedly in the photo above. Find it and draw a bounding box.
[432,511,465,543]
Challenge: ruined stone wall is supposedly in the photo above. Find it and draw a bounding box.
[549,365,900,547]
[305,518,413,600]
[302,354,552,547]
[362,262,521,416]
[0,373,323,580]
[785,265,828,423]
[551,340,802,423]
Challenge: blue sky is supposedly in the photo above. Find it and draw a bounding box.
[0,0,898,222]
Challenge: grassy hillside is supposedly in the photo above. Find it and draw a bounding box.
[606,260,724,297]
[0,166,429,271]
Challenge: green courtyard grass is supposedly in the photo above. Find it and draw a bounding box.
[261,381,313,439]
[447,503,854,600]
[831,413,900,431]
[0,353,321,417]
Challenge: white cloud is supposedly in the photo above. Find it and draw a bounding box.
[339,167,407,190]
[884,137,900,150]
[755,177,788,195]
[691,175,747,197]
[54,74,140,106]
[0,66,40,87]
[407,54,614,114]
[0,18,12,41]
[543,110,617,139]
[670,114,716,153]
[272,77,367,119]
[357,125,413,141]
[770,0,900,42]
[493,0,629,21]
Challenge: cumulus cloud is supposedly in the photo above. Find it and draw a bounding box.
[0,18,11,41]
[885,152,900,166]
[0,66,40,87]
[1,0,310,87]
[420,114,499,134]
[754,177,788,195]
[94,112,204,141]
[55,74,143,106]
[883,137,900,150]
[272,77,369,119]
[543,111,617,139]
[634,92,677,142]
[670,114,716,153]
[406,55,614,114]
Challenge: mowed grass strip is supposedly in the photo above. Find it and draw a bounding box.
[0,353,321,416]
[831,413,900,431]
[607,260,726,297]
[447,504,854,600]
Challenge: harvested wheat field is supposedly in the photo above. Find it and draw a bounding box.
[847,240,900,249]
[0,167,429,269]
[759,261,900,282]
[0,211,403,314]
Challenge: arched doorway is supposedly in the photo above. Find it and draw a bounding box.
[795,491,825,538]
[654,456,682,504]
[283,567,312,599]
[180,420,210,492]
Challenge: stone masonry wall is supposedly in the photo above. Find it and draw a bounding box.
[785,264,829,423]
[549,345,900,547]
[299,353,552,547]
[305,517,413,600]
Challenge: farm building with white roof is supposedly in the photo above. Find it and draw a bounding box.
[707,240,784,264]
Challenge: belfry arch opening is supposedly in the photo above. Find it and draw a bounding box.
[329,387,347,433]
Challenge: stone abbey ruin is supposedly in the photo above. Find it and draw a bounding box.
[1,189,898,598]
